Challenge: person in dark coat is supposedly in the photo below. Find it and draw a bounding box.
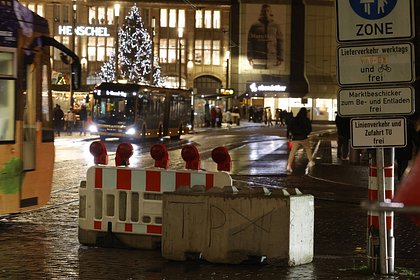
[335,113,351,160]
[285,110,294,139]
[286,107,314,174]
[53,104,64,136]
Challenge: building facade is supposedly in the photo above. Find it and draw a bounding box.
[20,0,339,121]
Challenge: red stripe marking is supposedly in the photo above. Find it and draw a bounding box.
[146,170,161,192]
[368,190,394,201]
[125,223,133,232]
[117,169,131,190]
[368,165,394,177]
[95,168,103,188]
[94,221,102,230]
[176,172,191,189]
[147,225,162,234]
[367,215,393,230]
[206,174,214,190]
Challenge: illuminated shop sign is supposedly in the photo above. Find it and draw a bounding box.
[58,25,111,37]
[249,82,287,93]
[219,88,235,95]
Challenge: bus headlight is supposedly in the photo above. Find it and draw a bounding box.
[126,127,136,135]
[89,125,98,133]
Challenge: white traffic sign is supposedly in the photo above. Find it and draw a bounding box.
[351,117,406,148]
[338,87,415,117]
[337,43,414,86]
[336,0,414,42]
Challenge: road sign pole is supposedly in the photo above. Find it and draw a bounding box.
[376,148,389,274]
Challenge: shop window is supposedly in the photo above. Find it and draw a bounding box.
[106,37,114,59]
[97,37,106,61]
[88,37,96,61]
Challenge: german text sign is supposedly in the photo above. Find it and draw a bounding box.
[338,87,414,117]
[337,43,414,86]
[336,0,414,42]
[351,118,406,149]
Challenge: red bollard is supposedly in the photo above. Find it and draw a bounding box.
[89,141,108,165]
[211,146,232,172]
[181,144,200,170]
[150,144,169,169]
[394,153,420,226]
[115,142,133,166]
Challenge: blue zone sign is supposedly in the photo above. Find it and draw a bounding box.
[336,0,413,42]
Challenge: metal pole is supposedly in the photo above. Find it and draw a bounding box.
[70,0,76,108]
[376,147,389,274]
[114,4,120,81]
[226,58,229,88]
[178,40,182,89]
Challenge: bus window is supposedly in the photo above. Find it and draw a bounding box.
[41,64,53,142]
[0,80,15,141]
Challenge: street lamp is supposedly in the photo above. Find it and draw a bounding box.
[70,0,77,108]
[225,50,230,88]
[178,27,183,89]
[114,4,120,81]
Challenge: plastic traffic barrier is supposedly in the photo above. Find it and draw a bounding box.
[79,143,233,249]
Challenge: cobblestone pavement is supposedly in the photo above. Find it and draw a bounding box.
[0,122,419,279]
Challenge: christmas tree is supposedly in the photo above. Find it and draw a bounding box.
[98,4,164,85]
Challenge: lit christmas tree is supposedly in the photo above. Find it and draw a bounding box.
[97,54,116,82]
[98,4,164,85]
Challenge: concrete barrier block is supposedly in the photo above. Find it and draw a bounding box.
[162,192,314,265]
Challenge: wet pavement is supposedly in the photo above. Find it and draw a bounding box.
[0,121,419,279]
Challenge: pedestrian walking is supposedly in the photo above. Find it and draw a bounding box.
[335,113,350,160]
[53,104,64,136]
[210,107,217,127]
[267,108,273,126]
[286,107,314,174]
[79,105,88,136]
[65,108,76,135]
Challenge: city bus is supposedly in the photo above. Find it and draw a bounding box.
[0,0,81,215]
[90,82,192,141]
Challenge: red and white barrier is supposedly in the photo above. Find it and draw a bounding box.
[368,164,394,229]
[79,142,233,240]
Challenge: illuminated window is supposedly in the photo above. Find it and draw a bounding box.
[159,39,168,63]
[89,7,97,24]
[0,50,16,141]
[168,39,177,63]
[160,9,167,27]
[195,10,203,28]
[194,40,220,65]
[27,4,35,12]
[194,40,202,63]
[53,5,60,22]
[106,37,114,59]
[98,7,106,25]
[203,40,211,64]
[204,11,212,29]
[178,10,185,28]
[213,11,220,29]
[88,37,96,61]
[169,9,177,28]
[212,41,220,65]
[107,7,114,25]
